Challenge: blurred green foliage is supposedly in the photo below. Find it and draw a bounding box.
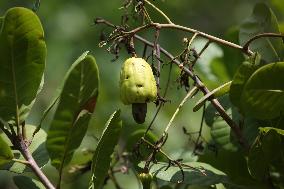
[0,0,284,188]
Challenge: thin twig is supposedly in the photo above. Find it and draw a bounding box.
[94,18,253,55]
[143,59,173,137]
[164,86,198,133]
[132,34,250,150]
[144,0,173,24]
[12,158,30,165]
[95,18,250,150]
[144,104,163,136]
[122,23,253,55]
[188,33,198,47]
[193,103,206,154]
[243,33,284,51]
[142,138,204,175]
[33,95,59,138]
[153,28,161,98]
[191,40,211,69]
[142,44,148,58]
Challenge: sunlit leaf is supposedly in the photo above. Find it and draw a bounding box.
[193,81,231,112]
[13,176,44,189]
[239,3,284,62]
[46,52,99,174]
[91,110,122,189]
[1,125,48,173]
[259,127,284,135]
[0,134,13,166]
[241,62,284,119]
[0,7,46,124]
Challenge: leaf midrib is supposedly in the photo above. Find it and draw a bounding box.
[10,29,20,127]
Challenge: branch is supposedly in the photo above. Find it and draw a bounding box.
[19,139,55,189]
[144,0,173,24]
[243,33,284,51]
[120,22,253,56]
[133,34,250,150]
[164,86,198,133]
[95,18,250,150]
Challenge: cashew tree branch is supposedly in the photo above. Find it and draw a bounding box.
[94,18,250,151]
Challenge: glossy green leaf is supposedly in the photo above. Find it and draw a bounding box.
[13,176,44,189]
[239,3,284,62]
[0,7,46,124]
[248,129,283,180]
[193,81,231,112]
[247,143,268,180]
[259,127,284,135]
[91,110,122,189]
[0,134,13,166]
[199,149,264,188]
[1,125,48,173]
[229,59,259,108]
[241,62,284,119]
[46,52,99,173]
[138,162,229,186]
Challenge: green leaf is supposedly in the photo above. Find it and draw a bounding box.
[248,129,283,180]
[13,176,45,189]
[0,17,3,29]
[46,52,99,173]
[259,127,284,135]
[125,129,158,156]
[199,149,263,188]
[241,62,284,119]
[205,96,238,151]
[229,59,259,108]
[210,117,238,152]
[1,125,48,173]
[0,7,46,124]
[0,134,13,166]
[91,110,122,189]
[247,143,268,180]
[138,162,229,186]
[239,3,284,62]
[193,81,231,112]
